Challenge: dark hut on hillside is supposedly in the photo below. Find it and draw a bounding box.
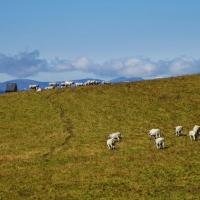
[5,83,18,92]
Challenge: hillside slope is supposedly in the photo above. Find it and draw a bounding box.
[1,74,200,199]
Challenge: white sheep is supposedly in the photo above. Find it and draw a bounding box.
[189,130,198,141]
[36,87,42,92]
[49,82,59,87]
[75,82,84,86]
[193,125,200,134]
[155,137,165,149]
[175,126,183,136]
[188,125,200,141]
[29,84,39,90]
[108,132,122,141]
[149,129,161,139]
[106,138,117,150]
[44,86,54,90]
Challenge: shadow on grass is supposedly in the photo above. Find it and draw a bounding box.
[178,134,187,137]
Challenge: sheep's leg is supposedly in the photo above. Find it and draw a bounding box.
[194,135,196,141]
[162,142,165,149]
[189,135,192,141]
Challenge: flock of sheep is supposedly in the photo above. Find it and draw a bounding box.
[29,80,110,92]
[107,125,200,150]
[30,80,200,150]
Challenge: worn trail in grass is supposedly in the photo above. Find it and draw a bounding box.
[0,74,200,199]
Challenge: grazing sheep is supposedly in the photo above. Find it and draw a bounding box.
[65,81,74,86]
[49,82,59,88]
[189,130,197,141]
[44,86,54,90]
[29,84,39,90]
[36,87,42,92]
[175,126,183,136]
[108,132,121,141]
[106,138,117,150]
[84,80,94,85]
[149,129,161,139]
[155,137,165,149]
[75,82,84,86]
[84,80,101,85]
[188,125,200,141]
[60,81,74,87]
[193,125,200,134]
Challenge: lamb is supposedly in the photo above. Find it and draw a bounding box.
[75,82,84,86]
[36,87,42,92]
[29,84,39,90]
[149,129,161,139]
[175,126,183,136]
[60,81,74,87]
[106,138,117,150]
[193,125,200,134]
[44,86,54,90]
[155,137,165,149]
[108,132,121,141]
[49,82,59,88]
[189,130,198,141]
[188,125,200,141]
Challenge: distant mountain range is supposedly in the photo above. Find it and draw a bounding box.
[0,77,143,93]
[110,77,143,83]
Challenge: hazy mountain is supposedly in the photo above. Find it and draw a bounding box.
[110,77,143,83]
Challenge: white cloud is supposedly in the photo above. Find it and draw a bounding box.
[72,57,92,70]
[0,50,47,77]
[0,50,200,79]
[168,56,199,75]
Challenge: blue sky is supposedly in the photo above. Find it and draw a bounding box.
[0,0,200,81]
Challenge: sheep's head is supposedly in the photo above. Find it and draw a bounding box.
[112,138,118,143]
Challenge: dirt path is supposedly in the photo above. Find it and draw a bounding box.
[42,90,74,157]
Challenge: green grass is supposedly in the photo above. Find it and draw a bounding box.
[1,74,200,199]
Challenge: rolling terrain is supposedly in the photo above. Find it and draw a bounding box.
[0,74,200,199]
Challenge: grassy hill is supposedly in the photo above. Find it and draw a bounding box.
[1,74,200,199]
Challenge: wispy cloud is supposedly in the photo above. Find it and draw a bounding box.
[0,50,200,79]
[0,50,47,77]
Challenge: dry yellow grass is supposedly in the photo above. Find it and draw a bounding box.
[0,74,200,199]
